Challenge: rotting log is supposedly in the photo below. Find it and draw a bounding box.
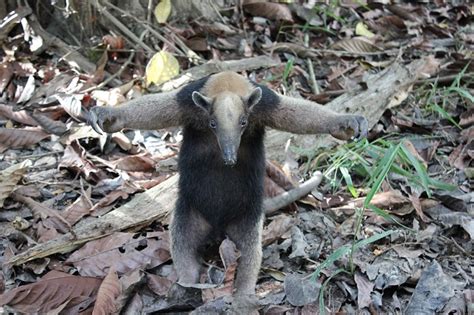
[5,57,439,267]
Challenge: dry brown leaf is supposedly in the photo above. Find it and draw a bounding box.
[31,110,68,135]
[11,193,72,233]
[62,188,93,225]
[448,142,473,170]
[92,267,122,315]
[243,1,293,22]
[102,35,125,49]
[0,270,101,314]
[0,160,31,208]
[354,272,374,310]
[408,193,430,223]
[266,160,295,191]
[66,232,171,277]
[147,274,174,296]
[0,127,50,152]
[264,176,286,198]
[55,94,83,120]
[331,37,381,53]
[59,140,107,182]
[113,154,157,172]
[262,214,293,246]
[0,104,37,125]
[0,62,14,94]
[202,239,241,302]
[403,139,428,166]
[459,107,474,127]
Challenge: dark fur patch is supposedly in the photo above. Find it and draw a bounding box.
[251,81,280,109]
[175,125,265,232]
[176,76,210,108]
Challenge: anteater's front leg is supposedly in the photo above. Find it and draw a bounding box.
[88,91,182,134]
[263,95,368,141]
[170,206,211,286]
[226,214,264,295]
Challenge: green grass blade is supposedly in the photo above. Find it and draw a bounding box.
[400,143,431,196]
[340,166,358,197]
[364,143,401,208]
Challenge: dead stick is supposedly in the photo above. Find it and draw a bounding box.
[264,172,323,215]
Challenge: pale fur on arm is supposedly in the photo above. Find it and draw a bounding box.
[264,95,368,140]
[89,90,182,133]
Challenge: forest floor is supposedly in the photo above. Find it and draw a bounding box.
[0,1,473,314]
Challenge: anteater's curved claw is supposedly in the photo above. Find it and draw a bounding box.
[88,108,104,135]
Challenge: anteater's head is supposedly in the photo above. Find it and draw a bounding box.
[191,88,262,166]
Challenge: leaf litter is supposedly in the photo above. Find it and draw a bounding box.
[0,1,472,314]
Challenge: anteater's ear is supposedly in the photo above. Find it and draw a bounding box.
[192,91,213,111]
[244,87,262,110]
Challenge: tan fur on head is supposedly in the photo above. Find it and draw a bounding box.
[204,71,254,98]
[212,92,246,132]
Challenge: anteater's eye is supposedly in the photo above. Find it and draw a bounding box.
[240,117,248,127]
[209,119,217,129]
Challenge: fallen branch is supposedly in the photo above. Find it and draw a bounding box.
[159,56,280,92]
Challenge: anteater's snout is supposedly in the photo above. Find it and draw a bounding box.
[222,147,237,166]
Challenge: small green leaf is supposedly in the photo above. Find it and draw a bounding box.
[154,0,172,24]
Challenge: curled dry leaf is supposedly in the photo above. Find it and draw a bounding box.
[92,267,122,315]
[62,188,93,225]
[59,140,107,182]
[202,239,241,302]
[266,160,295,191]
[102,35,125,49]
[262,214,294,246]
[55,94,83,120]
[0,160,31,208]
[0,104,37,125]
[0,270,101,314]
[0,127,50,152]
[66,232,171,277]
[243,1,293,22]
[354,272,374,310]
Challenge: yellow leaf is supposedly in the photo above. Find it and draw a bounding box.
[355,22,375,38]
[154,0,172,24]
[145,51,180,87]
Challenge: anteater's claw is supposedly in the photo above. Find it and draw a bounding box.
[354,116,368,141]
[88,109,103,135]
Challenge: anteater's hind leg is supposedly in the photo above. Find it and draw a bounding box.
[226,214,264,295]
[170,207,211,286]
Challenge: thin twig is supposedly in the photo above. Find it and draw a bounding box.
[103,0,197,61]
[91,0,154,54]
[304,33,320,94]
[81,29,148,93]
[5,150,64,161]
